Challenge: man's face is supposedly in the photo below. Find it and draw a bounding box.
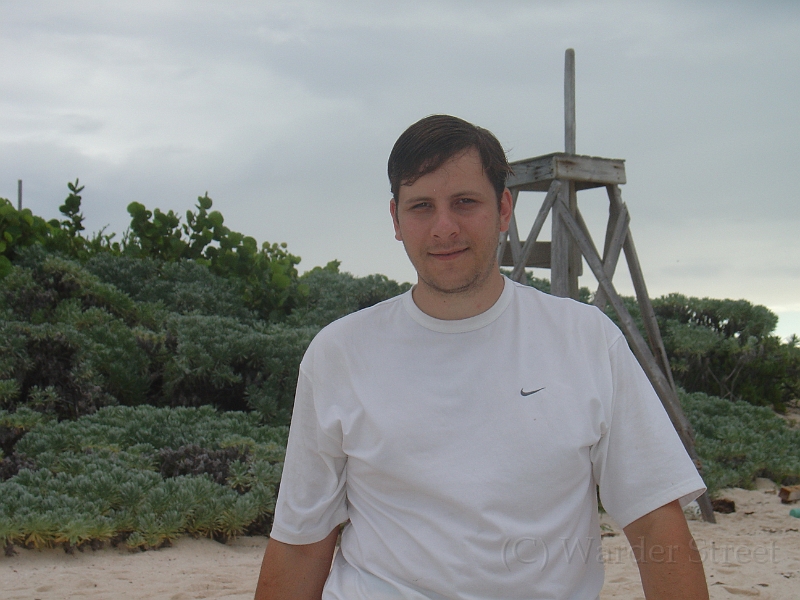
[390,147,512,296]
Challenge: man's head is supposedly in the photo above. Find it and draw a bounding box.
[387,116,513,315]
[388,115,512,205]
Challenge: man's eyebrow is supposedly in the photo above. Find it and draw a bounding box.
[448,189,484,199]
[400,190,485,205]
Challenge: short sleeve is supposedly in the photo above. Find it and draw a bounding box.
[591,335,706,528]
[269,366,349,545]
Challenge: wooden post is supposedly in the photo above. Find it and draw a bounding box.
[557,204,716,523]
[564,49,576,155]
[551,181,570,297]
[507,190,523,267]
[592,198,629,311]
[17,180,22,211]
[567,180,581,299]
[561,49,580,298]
[607,186,677,391]
[497,190,517,267]
[511,180,561,282]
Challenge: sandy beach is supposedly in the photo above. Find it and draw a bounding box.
[600,486,800,599]
[2,487,799,599]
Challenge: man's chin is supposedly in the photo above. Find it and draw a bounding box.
[417,272,486,296]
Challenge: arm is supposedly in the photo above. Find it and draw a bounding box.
[623,500,708,600]
[254,527,339,600]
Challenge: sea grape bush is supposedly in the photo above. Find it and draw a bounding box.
[84,254,256,321]
[0,198,51,278]
[125,194,307,321]
[0,181,121,280]
[0,406,286,554]
[3,182,307,321]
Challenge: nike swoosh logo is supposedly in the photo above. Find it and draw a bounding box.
[520,387,545,397]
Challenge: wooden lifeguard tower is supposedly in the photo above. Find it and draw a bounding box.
[498,49,715,523]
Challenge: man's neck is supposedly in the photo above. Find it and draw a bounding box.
[411,270,506,320]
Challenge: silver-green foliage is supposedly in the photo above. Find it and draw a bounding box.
[0,406,286,552]
[681,389,800,494]
[0,250,316,424]
[85,254,256,321]
[289,262,411,329]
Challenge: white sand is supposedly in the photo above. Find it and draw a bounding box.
[600,487,800,599]
[2,488,799,599]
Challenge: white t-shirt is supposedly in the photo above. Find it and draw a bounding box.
[271,277,705,599]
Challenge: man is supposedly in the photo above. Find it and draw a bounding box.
[255,115,709,599]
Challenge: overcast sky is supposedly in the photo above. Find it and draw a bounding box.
[1,0,798,337]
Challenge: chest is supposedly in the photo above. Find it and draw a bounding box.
[320,328,611,501]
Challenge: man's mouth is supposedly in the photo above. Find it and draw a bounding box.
[429,247,468,260]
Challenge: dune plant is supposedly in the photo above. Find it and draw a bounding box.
[0,406,286,554]
[680,389,800,494]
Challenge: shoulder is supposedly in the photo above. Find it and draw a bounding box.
[508,279,624,346]
[303,292,407,361]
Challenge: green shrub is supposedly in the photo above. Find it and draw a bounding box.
[0,198,51,279]
[0,251,314,423]
[85,254,255,320]
[290,261,410,329]
[657,295,799,409]
[0,256,156,419]
[0,406,286,552]
[162,315,315,424]
[681,389,800,495]
[124,194,307,321]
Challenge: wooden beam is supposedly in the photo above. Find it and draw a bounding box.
[557,203,716,523]
[623,231,678,392]
[592,200,629,311]
[511,180,561,281]
[606,186,677,393]
[568,181,580,299]
[557,206,693,444]
[496,189,520,266]
[559,204,700,439]
[507,153,626,191]
[507,192,523,266]
[496,230,509,266]
[500,242,551,269]
[550,181,571,297]
[565,48,576,155]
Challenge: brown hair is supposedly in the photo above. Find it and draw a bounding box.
[388,115,512,202]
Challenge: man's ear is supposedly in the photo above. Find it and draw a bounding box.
[390,197,403,241]
[499,188,513,233]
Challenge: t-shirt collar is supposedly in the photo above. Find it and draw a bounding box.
[402,276,514,333]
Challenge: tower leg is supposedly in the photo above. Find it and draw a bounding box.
[551,181,571,297]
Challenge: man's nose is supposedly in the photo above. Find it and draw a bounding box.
[431,207,459,239]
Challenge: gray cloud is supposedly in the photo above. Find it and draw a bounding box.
[1,0,798,336]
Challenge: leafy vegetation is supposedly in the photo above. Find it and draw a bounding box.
[0,198,51,278]
[0,406,285,554]
[1,182,306,321]
[655,295,800,410]
[681,390,800,494]
[0,181,797,554]
[124,194,307,321]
